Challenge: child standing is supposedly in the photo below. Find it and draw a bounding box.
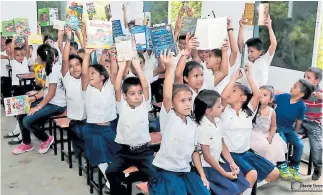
[221,65,279,193]
[250,85,287,165]
[148,50,210,195]
[275,79,314,181]
[194,89,250,195]
[302,67,322,180]
[106,58,156,195]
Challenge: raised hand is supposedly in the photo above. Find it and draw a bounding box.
[185,32,200,51]
[244,64,252,78]
[85,48,95,55]
[187,7,193,17]
[221,39,229,51]
[132,58,142,70]
[227,18,233,29]
[239,15,247,27]
[233,69,243,80]
[160,49,173,67]
[265,15,272,29]
[64,27,72,38]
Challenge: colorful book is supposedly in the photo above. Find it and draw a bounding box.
[86,1,96,20]
[4,95,30,116]
[86,20,113,49]
[2,20,15,37]
[85,1,110,21]
[33,63,46,87]
[29,33,43,45]
[112,20,123,39]
[243,3,269,25]
[195,17,227,50]
[49,8,59,25]
[180,17,198,35]
[151,25,177,58]
[53,20,66,30]
[14,36,25,48]
[66,2,83,31]
[13,18,30,37]
[38,8,50,26]
[130,26,152,50]
[115,35,137,61]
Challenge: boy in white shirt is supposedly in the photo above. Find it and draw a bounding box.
[106,58,156,195]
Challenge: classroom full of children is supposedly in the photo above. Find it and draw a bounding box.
[1,2,322,195]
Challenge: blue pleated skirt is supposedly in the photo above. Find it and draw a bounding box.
[82,123,121,166]
[203,163,250,195]
[148,168,210,195]
[231,151,275,182]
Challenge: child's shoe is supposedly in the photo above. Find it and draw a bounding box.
[288,165,302,181]
[38,136,54,154]
[312,168,321,181]
[278,162,292,179]
[12,143,34,154]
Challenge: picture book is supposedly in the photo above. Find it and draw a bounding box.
[49,8,59,25]
[243,3,269,25]
[84,1,110,21]
[4,95,30,117]
[86,20,113,49]
[151,25,177,58]
[112,20,123,39]
[33,63,46,87]
[130,26,152,50]
[195,17,227,50]
[53,20,66,30]
[29,33,43,45]
[14,18,30,37]
[2,20,15,37]
[66,2,83,30]
[115,35,137,61]
[180,17,198,36]
[86,1,96,20]
[38,8,50,26]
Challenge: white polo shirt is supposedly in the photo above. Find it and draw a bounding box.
[10,58,30,86]
[1,51,10,77]
[214,65,234,94]
[198,116,224,167]
[203,68,214,90]
[222,103,256,153]
[62,71,86,120]
[83,80,117,124]
[250,50,275,87]
[115,98,151,146]
[44,64,66,107]
[153,104,197,172]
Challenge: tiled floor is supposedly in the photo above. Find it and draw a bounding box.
[1,107,322,195]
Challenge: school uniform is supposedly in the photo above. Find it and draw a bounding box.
[250,50,275,88]
[222,104,275,182]
[106,98,156,195]
[197,116,249,195]
[10,57,32,96]
[81,80,121,166]
[148,104,210,195]
[214,65,235,94]
[143,51,159,83]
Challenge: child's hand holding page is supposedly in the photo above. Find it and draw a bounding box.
[265,15,272,29]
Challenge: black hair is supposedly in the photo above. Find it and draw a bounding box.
[29,45,33,49]
[183,61,204,78]
[252,85,275,124]
[122,77,142,94]
[77,48,85,54]
[172,83,192,100]
[235,83,254,117]
[246,38,263,51]
[210,48,222,58]
[51,47,59,58]
[89,64,110,84]
[299,79,315,100]
[179,35,186,41]
[193,89,221,124]
[37,44,55,76]
[43,35,54,43]
[14,47,24,51]
[69,54,83,64]
[138,52,145,63]
[306,67,322,82]
[70,41,79,50]
[128,20,135,27]
[5,39,12,45]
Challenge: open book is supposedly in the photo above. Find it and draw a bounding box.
[115,35,137,61]
[4,95,30,116]
[195,17,227,50]
[86,20,113,49]
[243,3,269,25]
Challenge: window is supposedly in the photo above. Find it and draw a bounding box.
[170,1,202,27]
[259,1,319,71]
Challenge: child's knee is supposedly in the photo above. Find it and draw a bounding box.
[22,117,32,129]
[246,170,257,187]
[266,168,279,182]
[295,139,304,149]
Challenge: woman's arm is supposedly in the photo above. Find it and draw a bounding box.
[62,28,72,77]
[265,15,277,56]
[81,48,95,91]
[221,139,240,175]
[25,36,30,60]
[9,36,16,60]
[108,48,118,85]
[122,4,128,29]
[28,84,56,116]
[237,17,246,54]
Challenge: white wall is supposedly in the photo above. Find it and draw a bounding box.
[110,1,143,28]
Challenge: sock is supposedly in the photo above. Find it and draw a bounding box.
[105,180,110,188]
[12,123,21,134]
[98,163,108,180]
[242,188,252,195]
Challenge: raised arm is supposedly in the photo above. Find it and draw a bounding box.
[76,22,85,48]
[132,58,149,101]
[174,7,185,43]
[37,21,42,35]
[122,4,128,29]
[265,15,277,56]
[108,48,118,85]
[62,27,72,77]
[221,69,243,108]
[57,30,64,54]
[214,39,229,87]
[227,18,238,66]
[237,16,246,54]
[160,49,173,112]
[81,48,95,91]
[245,64,261,112]
[25,35,30,60]
[153,59,165,77]
[114,61,126,102]
[9,36,16,60]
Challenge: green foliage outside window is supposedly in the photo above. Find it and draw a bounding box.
[170,1,202,28]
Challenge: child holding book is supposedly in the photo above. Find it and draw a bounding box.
[275,79,314,181]
[106,58,156,195]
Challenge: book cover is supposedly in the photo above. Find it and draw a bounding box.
[53,20,65,30]
[4,95,30,116]
[243,3,269,26]
[86,1,96,20]
[14,18,30,37]
[14,36,25,48]
[135,12,145,26]
[29,33,43,45]
[86,20,113,49]
[2,20,15,37]
[240,43,249,68]
[144,12,151,27]
[66,2,83,31]
[131,26,150,50]
[151,25,177,58]
[195,17,227,50]
[243,3,254,25]
[180,17,198,35]
[33,63,46,87]
[49,8,59,25]
[112,20,123,39]
[115,35,137,61]
[38,8,50,26]
[258,3,269,26]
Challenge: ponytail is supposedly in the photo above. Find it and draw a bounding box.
[37,44,54,76]
[235,83,254,117]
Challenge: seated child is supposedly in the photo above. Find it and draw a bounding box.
[250,85,287,165]
[275,79,314,181]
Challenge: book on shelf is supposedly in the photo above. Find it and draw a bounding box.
[86,20,113,49]
[115,35,137,61]
[151,25,177,58]
[4,95,30,116]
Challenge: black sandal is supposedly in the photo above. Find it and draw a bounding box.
[3,132,20,138]
[8,136,22,145]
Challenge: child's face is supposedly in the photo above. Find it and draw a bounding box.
[124,85,144,107]
[206,52,221,69]
[178,39,186,51]
[304,71,320,87]
[14,50,24,63]
[198,50,209,62]
[227,85,246,105]
[78,52,85,60]
[290,81,303,98]
[248,46,262,62]
[70,47,78,55]
[89,67,104,87]
[173,90,192,116]
[206,98,224,118]
[69,58,82,78]
[184,67,204,91]
[260,88,273,105]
